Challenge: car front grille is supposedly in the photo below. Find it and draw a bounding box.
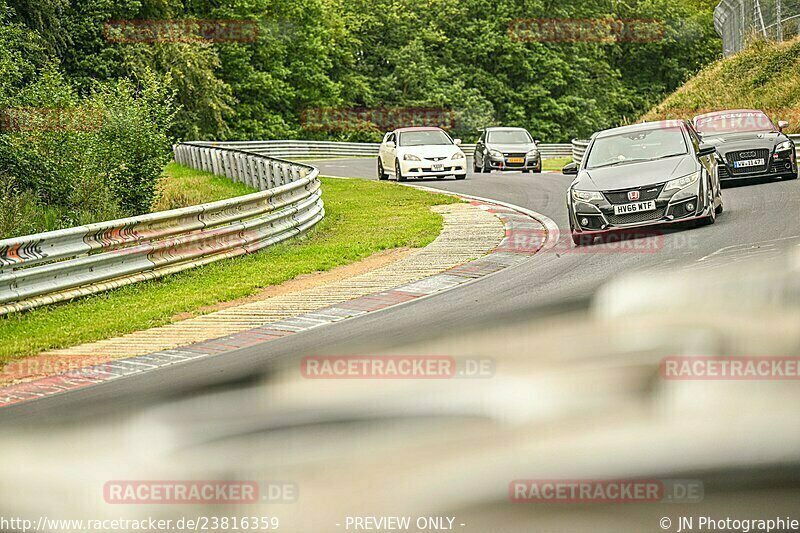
[603,185,664,205]
[727,149,769,175]
[718,165,730,179]
[414,167,456,173]
[503,153,527,168]
[606,206,667,226]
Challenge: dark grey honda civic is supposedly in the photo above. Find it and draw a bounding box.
[563,120,723,246]
[693,109,798,182]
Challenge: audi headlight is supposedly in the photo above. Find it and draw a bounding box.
[451,152,465,160]
[665,171,701,191]
[489,150,503,159]
[404,154,421,161]
[571,189,604,202]
[776,140,794,152]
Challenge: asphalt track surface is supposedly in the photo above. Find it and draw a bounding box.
[3,157,800,420]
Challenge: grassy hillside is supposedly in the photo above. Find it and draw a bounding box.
[642,37,800,133]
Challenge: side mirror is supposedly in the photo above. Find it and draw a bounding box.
[454,139,462,146]
[534,139,542,145]
[562,162,579,175]
[778,120,789,131]
[697,143,716,158]
[386,141,396,149]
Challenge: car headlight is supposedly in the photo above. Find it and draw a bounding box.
[665,171,701,191]
[571,189,604,202]
[404,154,421,161]
[451,152,465,160]
[489,150,503,159]
[527,149,539,157]
[776,140,794,152]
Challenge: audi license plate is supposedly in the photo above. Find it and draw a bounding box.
[733,158,764,168]
[432,163,445,171]
[614,200,656,216]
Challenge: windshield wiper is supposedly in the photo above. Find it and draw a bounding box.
[653,152,687,160]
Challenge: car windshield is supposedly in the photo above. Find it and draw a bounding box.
[487,130,532,144]
[398,130,453,146]
[694,112,776,134]
[586,127,688,169]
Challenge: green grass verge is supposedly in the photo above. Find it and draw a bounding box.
[152,162,256,211]
[0,166,459,364]
[543,157,572,172]
[642,36,800,133]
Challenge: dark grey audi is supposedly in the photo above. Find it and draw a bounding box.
[563,120,723,246]
[693,109,798,182]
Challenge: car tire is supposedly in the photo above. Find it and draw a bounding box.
[395,161,406,182]
[377,159,388,181]
[522,170,531,174]
[784,172,798,180]
[698,186,717,226]
[455,174,466,180]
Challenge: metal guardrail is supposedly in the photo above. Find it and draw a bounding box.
[192,140,574,160]
[0,143,324,316]
[571,139,590,165]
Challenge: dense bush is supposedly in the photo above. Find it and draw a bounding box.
[6,0,720,144]
[0,5,176,238]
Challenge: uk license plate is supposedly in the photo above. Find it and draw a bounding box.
[733,158,764,169]
[613,200,656,216]
[432,163,444,171]
[508,158,525,164]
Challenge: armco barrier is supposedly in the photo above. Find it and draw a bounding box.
[0,143,324,316]
[191,140,574,160]
[572,139,589,165]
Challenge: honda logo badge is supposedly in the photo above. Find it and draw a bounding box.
[628,190,640,201]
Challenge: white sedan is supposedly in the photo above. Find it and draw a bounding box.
[377,127,467,181]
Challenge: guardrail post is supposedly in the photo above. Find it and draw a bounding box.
[247,155,258,189]
[234,153,245,183]
[257,159,268,191]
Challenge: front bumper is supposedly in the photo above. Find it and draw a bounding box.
[569,179,712,236]
[486,155,542,171]
[718,149,798,180]
[399,159,467,177]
